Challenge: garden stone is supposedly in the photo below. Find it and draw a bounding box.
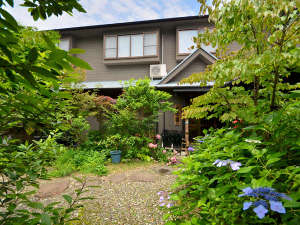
[36,178,70,199]
[155,166,175,175]
[108,174,127,183]
[128,172,158,182]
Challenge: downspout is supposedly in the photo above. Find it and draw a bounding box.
[161,30,164,64]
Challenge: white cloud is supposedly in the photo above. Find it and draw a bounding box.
[5,0,199,30]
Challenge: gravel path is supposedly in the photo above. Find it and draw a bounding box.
[36,162,177,225]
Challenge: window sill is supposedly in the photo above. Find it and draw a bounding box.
[104,56,160,65]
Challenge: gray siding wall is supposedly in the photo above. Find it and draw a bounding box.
[158,95,185,134]
[170,58,207,82]
[162,29,177,72]
[74,36,151,82]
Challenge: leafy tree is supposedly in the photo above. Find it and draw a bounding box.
[0,1,94,224]
[182,0,300,123]
[108,79,175,137]
[165,1,300,224]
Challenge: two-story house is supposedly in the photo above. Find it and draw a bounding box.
[56,15,234,146]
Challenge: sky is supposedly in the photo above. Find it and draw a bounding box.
[5,0,201,30]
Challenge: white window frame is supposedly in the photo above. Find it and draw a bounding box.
[177,28,217,55]
[59,38,71,51]
[104,32,158,59]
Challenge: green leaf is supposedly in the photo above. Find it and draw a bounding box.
[27,201,44,209]
[27,47,38,63]
[41,213,52,225]
[19,70,38,87]
[6,0,14,7]
[63,194,73,204]
[69,48,86,54]
[0,8,19,30]
[66,55,92,70]
[237,166,256,173]
[30,66,57,79]
[41,33,56,49]
[266,157,281,166]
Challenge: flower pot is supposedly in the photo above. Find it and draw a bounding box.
[110,150,122,164]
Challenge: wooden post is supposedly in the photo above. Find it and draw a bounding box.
[185,119,189,155]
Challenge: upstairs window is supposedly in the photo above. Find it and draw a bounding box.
[104,32,158,59]
[177,29,217,55]
[105,36,117,58]
[59,38,71,51]
[178,30,198,54]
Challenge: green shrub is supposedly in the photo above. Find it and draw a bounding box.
[50,148,107,177]
[165,102,300,224]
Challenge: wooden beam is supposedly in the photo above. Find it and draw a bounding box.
[185,119,189,155]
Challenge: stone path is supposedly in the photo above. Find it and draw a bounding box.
[35,163,177,225]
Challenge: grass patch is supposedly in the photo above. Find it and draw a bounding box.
[49,148,107,177]
[106,159,162,174]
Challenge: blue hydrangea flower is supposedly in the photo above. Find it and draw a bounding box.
[230,161,242,170]
[243,202,252,210]
[254,200,268,209]
[188,147,194,152]
[253,205,268,219]
[213,159,242,170]
[270,201,286,214]
[166,203,174,208]
[159,202,165,207]
[278,193,292,201]
[239,187,291,219]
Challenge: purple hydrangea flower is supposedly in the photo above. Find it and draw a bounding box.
[243,202,252,210]
[188,147,194,152]
[166,203,174,208]
[254,200,268,209]
[239,187,291,219]
[253,205,268,219]
[157,191,163,196]
[159,196,164,202]
[278,193,292,201]
[159,202,165,207]
[270,201,286,214]
[230,161,242,170]
[213,159,242,170]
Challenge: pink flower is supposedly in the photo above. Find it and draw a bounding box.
[162,149,167,154]
[148,143,154,148]
[156,134,161,140]
[171,156,177,163]
[148,143,157,149]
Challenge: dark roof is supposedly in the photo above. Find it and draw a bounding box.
[54,15,208,32]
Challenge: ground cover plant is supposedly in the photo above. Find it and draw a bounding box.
[164,0,300,224]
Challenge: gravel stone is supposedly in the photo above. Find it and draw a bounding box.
[35,162,177,224]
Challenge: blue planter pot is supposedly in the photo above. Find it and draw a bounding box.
[110,150,122,164]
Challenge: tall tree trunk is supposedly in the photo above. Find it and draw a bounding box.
[253,76,259,106]
[270,70,279,111]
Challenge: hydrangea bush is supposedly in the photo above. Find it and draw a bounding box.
[164,104,300,224]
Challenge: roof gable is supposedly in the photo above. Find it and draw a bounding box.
[159,48,217,84]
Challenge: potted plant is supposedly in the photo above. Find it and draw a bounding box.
[104,134,123,164]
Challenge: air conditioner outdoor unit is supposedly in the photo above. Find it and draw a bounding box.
[150,64,167,79]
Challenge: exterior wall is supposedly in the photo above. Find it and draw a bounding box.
[169,57,207,82]
[74,36,151,82]
[61,18,212,83]
[162,29,177,72]
[158,95,185,134]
